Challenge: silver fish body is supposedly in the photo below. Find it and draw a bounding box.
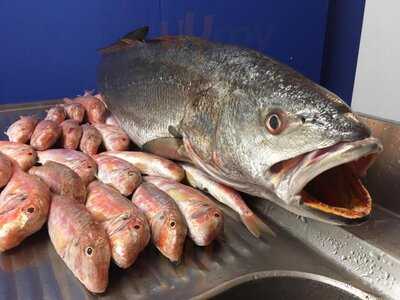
[98,28,382,225]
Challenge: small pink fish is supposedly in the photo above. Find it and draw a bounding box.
[5,116,38,144]
[0,163,50,251]
[144,176,224,246]
[45,106,66,125]
[0,141,37,171]
[30,120,61,151]
[60,120,82,150]
[0,152,13,188]
[63,102,85,123]
[48,195,110,293]
[182,163,274,237]
[86,181,150,269]
[65,92,106,124]
[94,154,141,196]
[103,151,185,181]
[29,161,86,203]
[80,124,102,155]
[37,149,97,185]
[133,183,187,262]
[93,124,129,151]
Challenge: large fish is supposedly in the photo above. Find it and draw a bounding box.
[48,195,110,293]
[0,162,50,251]
[98,27,383,225]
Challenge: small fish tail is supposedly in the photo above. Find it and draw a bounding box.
[240,212,276,238]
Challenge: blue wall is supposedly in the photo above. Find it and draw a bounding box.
[320,0,365,104]
[1,1,331,104]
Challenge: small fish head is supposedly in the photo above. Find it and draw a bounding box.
[108,212,150,268]
[188,203,223,246]
[68,229,110,293]
[152,211,187,262]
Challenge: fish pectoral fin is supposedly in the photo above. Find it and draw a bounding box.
[142,137,191,162]
[98,26,149,54]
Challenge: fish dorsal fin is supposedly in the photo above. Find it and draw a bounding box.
[121,26,149,42]
[99,26,149,54]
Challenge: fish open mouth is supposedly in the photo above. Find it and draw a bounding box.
[275,137,383,223]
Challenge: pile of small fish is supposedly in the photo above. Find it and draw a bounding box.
[0,91,271,293]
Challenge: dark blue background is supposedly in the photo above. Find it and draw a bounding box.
[0,1,364,105]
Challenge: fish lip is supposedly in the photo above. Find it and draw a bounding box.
[274,137,382,222]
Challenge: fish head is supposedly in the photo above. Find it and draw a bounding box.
[187,203,224,246]
[107,212,149,268]
[184,78,382,225]
[151,210,187,262]
[68,229,110,293]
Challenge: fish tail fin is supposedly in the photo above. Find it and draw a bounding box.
[98,26,149,54]
[240,213,276,238]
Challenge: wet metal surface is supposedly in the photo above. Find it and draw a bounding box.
[0,101,397,299]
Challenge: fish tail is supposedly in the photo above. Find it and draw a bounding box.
[240,212,276,238]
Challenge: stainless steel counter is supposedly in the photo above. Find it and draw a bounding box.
[0,101,398,299]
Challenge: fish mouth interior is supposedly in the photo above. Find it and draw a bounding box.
[274,137,382,221]
[301,154,376,219]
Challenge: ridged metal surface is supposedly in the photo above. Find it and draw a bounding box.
[0,101,388,299]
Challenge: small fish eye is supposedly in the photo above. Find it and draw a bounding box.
[170,221,176,228]
[300,116,306,124]
[266,111,286,135]
[87,165,92,169]
[27,207,35,213]
[134,225,140,230]
[214,213,220,218]
[85,247,93,256]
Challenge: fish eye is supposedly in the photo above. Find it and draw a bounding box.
[27,207,35,213]
[266,111,285,135]
[85,247,93,256]
[134,224,141,230]
[169,221,176,228]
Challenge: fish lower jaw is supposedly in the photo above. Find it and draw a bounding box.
[272,137,382,224]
